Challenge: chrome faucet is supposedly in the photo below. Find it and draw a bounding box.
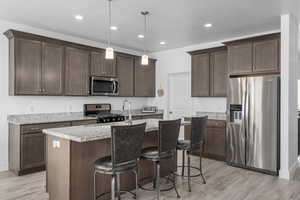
[122,99,132,123]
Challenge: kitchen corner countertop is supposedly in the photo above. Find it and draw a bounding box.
[7,110,164,125]
[186,112,226,121]
[43,119,189,142]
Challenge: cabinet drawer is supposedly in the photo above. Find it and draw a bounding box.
[21,122,71,134]
[207,120,226,128]
[71,120,97,126]
[141,114,163,119]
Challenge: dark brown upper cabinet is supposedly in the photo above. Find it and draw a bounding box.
[189,47,227,97]
[210,50,228,97]
[14,38,43,95]
[134,58,156,97]
[224,33,280,76]
[253,38,279,73]
[5,30,65,96]
[227,42,253,75]
[5,30,156,97]
[91,51,116,77]
[191,53,210,97]
[42,42,64,95]
[65,47,90,96]
[116,55,134,96]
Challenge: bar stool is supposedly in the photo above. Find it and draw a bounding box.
[93,122,146,200]
[140,119,181,200]
[177,116,207,192]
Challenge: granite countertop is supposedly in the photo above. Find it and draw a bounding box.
[185,112,227,121]
[43,119,189,143]
[7,110,164,125]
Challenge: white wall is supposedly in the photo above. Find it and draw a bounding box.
[280,14,300,180]
[147,30,279,117]
[0,19,149,171]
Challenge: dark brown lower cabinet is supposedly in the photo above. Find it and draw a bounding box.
[21,132,45,170]
[9,114,163,176]
[184,118,226,161]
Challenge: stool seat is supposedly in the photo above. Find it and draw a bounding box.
[141,147,173,161]
[177,140,202,151]
[94,156,138,174]
[177,140,191,150]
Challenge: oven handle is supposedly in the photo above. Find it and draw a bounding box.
[113,81,116,93]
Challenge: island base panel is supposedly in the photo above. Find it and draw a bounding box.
[47,131,176,200]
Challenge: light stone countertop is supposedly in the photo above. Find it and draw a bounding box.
[43,119,190,143]
[194,112,226,121]
[7,110,164,125]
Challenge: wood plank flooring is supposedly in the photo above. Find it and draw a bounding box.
[1,157,300,200]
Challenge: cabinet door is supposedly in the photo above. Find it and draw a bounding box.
[134,59,156,97]
[211,50,227,97]
[65,47,90,96]
[204,128,225,159]
[91,51,116,77]
[21,132,45,170]
[253,38,279,73]
[191,53,210,97]
[116,55,134,96]
[15,38,42,95]
[42,42,64,95]
[228,42,253,75]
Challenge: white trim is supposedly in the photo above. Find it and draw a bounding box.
[279,160,299,180]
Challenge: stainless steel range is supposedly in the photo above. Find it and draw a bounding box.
[83,104,125,123]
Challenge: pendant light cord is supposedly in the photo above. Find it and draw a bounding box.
[143,13,147,55]
[108,0,112,47]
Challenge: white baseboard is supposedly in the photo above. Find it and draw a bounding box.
[279,160,299,180]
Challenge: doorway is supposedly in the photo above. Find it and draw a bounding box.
[168,72,192,139]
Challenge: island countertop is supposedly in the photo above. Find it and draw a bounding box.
[7,109,164,125]
[43,119,190,143]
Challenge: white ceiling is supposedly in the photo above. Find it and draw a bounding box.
[0,0,298,52]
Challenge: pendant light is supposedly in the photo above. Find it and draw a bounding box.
[141,11,149,65]
[105,0,114,59]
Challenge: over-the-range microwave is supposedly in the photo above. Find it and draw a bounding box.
[90,76,119,96]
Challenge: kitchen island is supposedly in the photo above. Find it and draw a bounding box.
[43,119,183,200]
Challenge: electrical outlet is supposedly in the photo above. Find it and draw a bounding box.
[52,140,61,148]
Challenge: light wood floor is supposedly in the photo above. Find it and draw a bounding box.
[1,157,300,200]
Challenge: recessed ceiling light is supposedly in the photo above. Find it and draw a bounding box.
[204,23,212,28]
[138,34,144,39]
[110,26,118,31]
[160,41,166,45]
[74,15,84,21]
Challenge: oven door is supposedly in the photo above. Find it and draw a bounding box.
[91,77,119,96]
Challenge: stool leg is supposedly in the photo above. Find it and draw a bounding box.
[187,152,191,192]
[153,162,157,189]
[181,150,185,177]
[173,173,180,198]
[134,169,139,199]
[111,174,116,200]
[93,171,97,200]
[156,161,160,200]
[200,150,206,184]
[117,174,121,200]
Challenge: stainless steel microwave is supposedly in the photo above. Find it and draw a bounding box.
[90,76,119,96]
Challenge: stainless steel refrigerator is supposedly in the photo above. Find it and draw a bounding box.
[226,75,280,175]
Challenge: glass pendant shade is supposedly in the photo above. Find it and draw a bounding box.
[141,55,149,65]
[105,47,114,59]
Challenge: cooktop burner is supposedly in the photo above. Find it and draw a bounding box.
[84,104,125,123]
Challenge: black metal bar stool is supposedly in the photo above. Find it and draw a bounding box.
[93,122,146,200]
[177,116,207,192]
[140,119,181,200]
